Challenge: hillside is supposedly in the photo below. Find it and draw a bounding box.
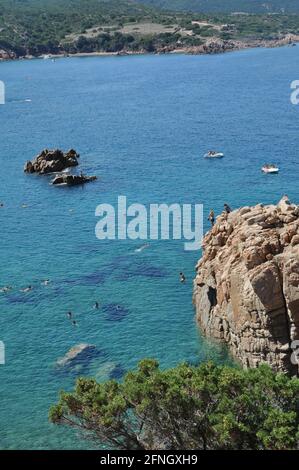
[0,0,156,55]
[139,1,299,14]
[1,0,299,59]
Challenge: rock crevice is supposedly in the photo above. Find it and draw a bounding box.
[193,196,299,375]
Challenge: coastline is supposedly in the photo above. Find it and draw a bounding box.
[1,34,299,63]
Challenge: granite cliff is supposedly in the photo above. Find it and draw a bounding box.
[193,196,299,376]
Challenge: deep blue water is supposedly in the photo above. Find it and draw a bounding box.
[0,46,298,449]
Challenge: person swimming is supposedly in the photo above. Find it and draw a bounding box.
[179,272,186,283]
[21,285,32,293]
[67,311,72,319]
[94,302,99,309]
[134,243,150,253]
[0,286,12,293]
[72,320,77,327]
[42,279,50,286]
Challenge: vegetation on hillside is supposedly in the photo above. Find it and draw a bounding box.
[1,0,299,57]
[50,359,299,450]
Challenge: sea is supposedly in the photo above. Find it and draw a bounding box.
[0,45,298,449]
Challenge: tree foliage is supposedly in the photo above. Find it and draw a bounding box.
[50,359,299,450]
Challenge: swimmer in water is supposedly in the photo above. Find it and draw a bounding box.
[134,243,150,253]
[179,272,186,283]
[67,312,72,319]
[0,286,12,293]
[72,320,77,327]
[21,285,33,293]
[42,279,50,286]
[94,302,99,309]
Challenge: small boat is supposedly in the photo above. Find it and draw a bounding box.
[204,151,224,159]
[262,164,279,174]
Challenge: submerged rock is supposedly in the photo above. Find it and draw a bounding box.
[24,148,79,174]
[193,196,299,376]
[56,343,96,368]
[102,303,129,322]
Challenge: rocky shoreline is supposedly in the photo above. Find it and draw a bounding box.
[1,34,298,62]
[193,196,299,376]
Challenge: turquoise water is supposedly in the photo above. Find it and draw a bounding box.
[0,46,298,449]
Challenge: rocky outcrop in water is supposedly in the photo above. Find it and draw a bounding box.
[24,148,79,174]
[56,344,96,368]
[193,196,299,376]
[52,173,97,186]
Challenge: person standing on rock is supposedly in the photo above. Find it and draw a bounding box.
[224,203,232,214]
[208,209,215,226]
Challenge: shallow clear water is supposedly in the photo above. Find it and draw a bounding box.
[0,46,298,449]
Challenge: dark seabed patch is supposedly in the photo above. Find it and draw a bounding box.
[116,260,168,281]
[5,285,65,305]
[109,364,127,380]
[59,255,168,287]
[102,303,129,322]
[60,258,126,287]
[5,291,40,305]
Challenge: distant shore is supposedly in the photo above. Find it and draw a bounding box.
[1,34,299,63]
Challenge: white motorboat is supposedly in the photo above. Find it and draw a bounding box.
[262,164,279,174]
[204,151,224,159]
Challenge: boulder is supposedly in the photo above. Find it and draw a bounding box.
[24,148,80,175]
[52,174,97,186]
[193,197,299,376]
[56,343,96,368]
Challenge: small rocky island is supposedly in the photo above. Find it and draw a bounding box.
[24,148,79,174]
[193,196,299,376]
[24,148,97,186]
